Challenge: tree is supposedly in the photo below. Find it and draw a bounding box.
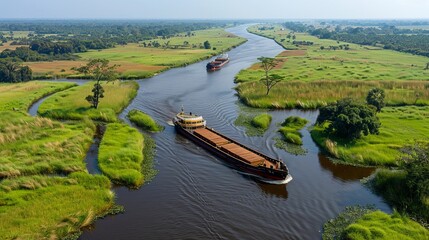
[203,40,211,49]
[366,88,385,112]
[425,62,429,70]
[316,98,381,140]
[72,59,118,109]
[257,57,283,95]
[0,61,32,83]
[400,143,429,202]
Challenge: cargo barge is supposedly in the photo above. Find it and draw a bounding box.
[206,54,230,71]
[173,110,292,184]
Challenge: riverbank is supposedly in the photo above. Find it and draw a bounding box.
[0,79,155,239]
[25,28,247,80]
[235,24,429,109]
[0,82,117,239]
[311,106,429,167]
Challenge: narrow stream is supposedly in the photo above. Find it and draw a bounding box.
[75,25,391,240]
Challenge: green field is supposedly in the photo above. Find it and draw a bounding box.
[38,80,138,122]
[311,106,429,166]
[235,25,429,109]
[98,123,145,187]
[27,28,246,79]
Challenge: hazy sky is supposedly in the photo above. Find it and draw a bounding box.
[2,0,429,19]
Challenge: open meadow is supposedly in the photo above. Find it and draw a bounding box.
[25,28,246,79]
[235,25,429,109]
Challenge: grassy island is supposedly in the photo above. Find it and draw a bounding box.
[278,116,308,145]
[127,109,164,132]
[98,123,145,187]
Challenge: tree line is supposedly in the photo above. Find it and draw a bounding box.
[282,22,429,58]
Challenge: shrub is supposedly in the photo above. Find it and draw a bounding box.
[251,113,272,130]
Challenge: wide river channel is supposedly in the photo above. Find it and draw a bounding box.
[78,25,391,240]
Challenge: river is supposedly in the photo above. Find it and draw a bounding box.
[76,25,390,240]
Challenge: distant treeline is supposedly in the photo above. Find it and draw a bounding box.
[0,60,32,83]
[0,20,232,62]
[283,22,429,58]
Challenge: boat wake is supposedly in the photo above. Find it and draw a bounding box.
[166,120,175,126]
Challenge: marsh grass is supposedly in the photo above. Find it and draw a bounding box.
[236,80,429,109]
[278,116,309,145]
[251,113,272,130]
[311,106,429,166]
[0,81,76,112]
[98,123,145,187]
[0,111,95,178]
[127,109,164,132]
[369,170,429,226]
[0,173,114,240]
[38,80,138,122]
[234,113,270,136]
[322,205,429,240]
[344,211,429,240]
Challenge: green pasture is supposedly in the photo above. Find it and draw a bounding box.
[235,25,429,109]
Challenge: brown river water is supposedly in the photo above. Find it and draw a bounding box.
[43,25,390,240]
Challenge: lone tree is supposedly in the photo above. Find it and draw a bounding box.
[257,57,284,95]
[203,40,211,49]
[316,98,381,140]
[72,59,118,109]
[366,88,385,112]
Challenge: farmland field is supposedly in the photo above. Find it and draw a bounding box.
[26,28,246,79]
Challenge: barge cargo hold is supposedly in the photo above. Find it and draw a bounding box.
[173,110,292,184]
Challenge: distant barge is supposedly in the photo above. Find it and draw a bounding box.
[173,110,292,184]
[206,54,229,71]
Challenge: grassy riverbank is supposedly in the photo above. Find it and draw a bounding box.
[311,106,429,166]
[235,25,429,109]
[0,173,114,240]
[26,28,246,79]
[322,206,429,240]
[98,123,145,187]
[0,81,118,239]
[38,80,138,122]
[370,169,429,225]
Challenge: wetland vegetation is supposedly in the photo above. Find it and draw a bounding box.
[127,109,164,132]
